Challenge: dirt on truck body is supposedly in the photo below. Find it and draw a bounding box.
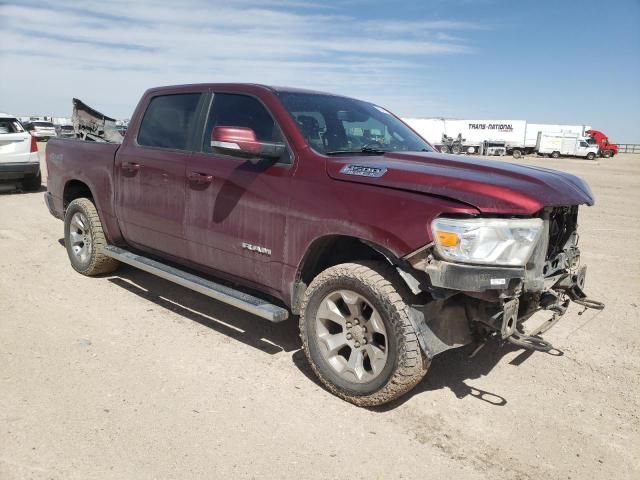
[44,84,603,406]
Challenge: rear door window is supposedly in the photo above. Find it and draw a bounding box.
[137,93,201,150]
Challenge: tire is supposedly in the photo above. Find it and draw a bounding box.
[451,145,462,154]
[586,152,596,160]
[21,169,41,192]
[551,151,560,159]
[64,198,119,276]
[438,146,449,154]
[300,261,429,406]
[512,149,522,159]
[602,150,612,158]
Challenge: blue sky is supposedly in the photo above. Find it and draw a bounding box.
[1,0,639,142]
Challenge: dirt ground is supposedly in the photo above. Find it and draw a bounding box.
[1,144,638,479]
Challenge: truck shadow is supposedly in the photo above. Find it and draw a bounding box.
[106,264,301,355]
[73,240,557,409]
[293,340,562,409]
[0,183,47,194]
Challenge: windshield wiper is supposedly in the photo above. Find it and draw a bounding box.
[360,146,387,154]
[325,147,387,155]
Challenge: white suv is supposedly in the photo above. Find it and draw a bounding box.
[0,113,41,191]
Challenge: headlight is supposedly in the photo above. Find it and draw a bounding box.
[431,217,544,267]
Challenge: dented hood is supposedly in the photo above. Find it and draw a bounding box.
[326,151,594,215]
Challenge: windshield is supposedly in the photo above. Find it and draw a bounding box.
[277,92,433,155]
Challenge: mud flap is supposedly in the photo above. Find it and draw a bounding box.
[407,301,474,359]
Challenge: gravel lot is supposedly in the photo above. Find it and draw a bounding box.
[1,144,638,479]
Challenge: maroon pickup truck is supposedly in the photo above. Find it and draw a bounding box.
[44,84,603,406]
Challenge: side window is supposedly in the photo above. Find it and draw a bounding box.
[137,93,201,150]
[203,93,289,162]
[0,118,24,134]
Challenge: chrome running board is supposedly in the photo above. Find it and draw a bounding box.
[103,245,288,323]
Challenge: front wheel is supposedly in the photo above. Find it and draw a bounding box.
[64,198,119,276]
[551,151,560,159]
[300,262,429,406]
[586,152,596,160]
[602,150,613,158]
[512,149,522,159]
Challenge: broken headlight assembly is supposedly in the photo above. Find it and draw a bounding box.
[431,217,544,267]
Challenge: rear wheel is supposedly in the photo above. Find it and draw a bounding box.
[512,149,522,159]
[438,146,449,154]
[551,151,560,159]
[64,198,119,276]
[300,261,429,406]
[451,145,462,154]
[21,169,41,192]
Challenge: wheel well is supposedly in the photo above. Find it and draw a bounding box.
[63,180,92,209]
[291,235,393,314]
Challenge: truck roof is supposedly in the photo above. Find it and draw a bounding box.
[145,83,352,99]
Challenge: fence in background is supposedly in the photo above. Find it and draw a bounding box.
[617,144,640,154]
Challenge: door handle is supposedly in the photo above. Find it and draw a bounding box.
[188,172,214,184]
[122,162,140,173]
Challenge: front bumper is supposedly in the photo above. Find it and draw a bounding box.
[403,209,604,356]
[0,162,40,181]
[424,259,525,292]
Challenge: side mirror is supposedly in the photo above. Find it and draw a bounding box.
[211,126,286,159]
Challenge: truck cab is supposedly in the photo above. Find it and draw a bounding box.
[586,129,618,157]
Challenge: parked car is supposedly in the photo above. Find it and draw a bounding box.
[44,84,603,406]
[536,132,599,160]
[55,125,75,138]
[0,113,41,190]
[24,121,57,141]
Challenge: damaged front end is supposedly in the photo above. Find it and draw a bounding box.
[402,206,604,358]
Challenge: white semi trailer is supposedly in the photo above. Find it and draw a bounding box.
[403,117,591,158]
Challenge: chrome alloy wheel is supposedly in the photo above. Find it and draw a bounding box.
[68,212,92,264]
[315,289,388,383]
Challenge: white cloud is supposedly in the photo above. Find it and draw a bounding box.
[0,0,481,118]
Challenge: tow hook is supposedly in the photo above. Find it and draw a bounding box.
[504,285,604,353]
[564,283,605,313]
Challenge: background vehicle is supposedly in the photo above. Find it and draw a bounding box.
[55,124,75,138]
[24,121,57,142]
[0,113,41,191]
[483,140,507,156]
[44,84,602,406]
[435,133,482,154]
[404,117,599,159]
[586,129,618,157]
[536,132,599,159]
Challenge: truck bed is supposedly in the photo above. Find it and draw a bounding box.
[45,138,120,226]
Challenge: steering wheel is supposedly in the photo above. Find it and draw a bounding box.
[361,141,384,150]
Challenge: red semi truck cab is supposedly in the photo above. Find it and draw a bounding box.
[586,129,618,157]
[44,84,603,406]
